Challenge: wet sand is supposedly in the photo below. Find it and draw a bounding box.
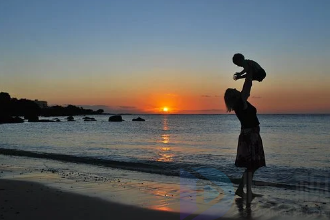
[1,179,321,220]
[1,155,329,220]
[0,179,181,220]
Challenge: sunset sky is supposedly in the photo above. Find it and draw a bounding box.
[1,0,329,114]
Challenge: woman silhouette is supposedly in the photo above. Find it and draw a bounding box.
[224,78,266,205]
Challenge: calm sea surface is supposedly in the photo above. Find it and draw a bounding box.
[0,114,329,191]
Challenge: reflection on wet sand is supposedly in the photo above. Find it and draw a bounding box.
[235,198,252,219]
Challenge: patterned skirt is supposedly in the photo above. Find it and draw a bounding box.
[235,126,266,170]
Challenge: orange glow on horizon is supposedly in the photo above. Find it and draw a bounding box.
[6,77,330,114]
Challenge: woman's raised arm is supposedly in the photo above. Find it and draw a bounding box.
[241,78,252,106]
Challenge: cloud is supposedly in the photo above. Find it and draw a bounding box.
[201,95,211,98]
[252,96,262,99]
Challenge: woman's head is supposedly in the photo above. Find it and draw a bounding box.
[232,53,245,66]
[224,88,240,112]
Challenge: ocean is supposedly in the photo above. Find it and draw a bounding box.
[0,114,329,218]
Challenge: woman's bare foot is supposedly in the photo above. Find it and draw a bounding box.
[235,189,246,198]
[235,190,262,199]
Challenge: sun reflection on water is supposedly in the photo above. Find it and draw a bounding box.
[161,134,170,144]
[157,116,174,162]
[163,116,169,131]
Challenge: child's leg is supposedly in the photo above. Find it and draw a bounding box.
[245,71,253,81]
[256,69,266,82]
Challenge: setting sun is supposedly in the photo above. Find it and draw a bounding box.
[163,107,169,112]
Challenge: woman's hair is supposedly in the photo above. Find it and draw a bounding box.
[224,88,240,112]
[232,53,245,65]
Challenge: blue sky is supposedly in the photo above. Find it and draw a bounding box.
[1,0,330,113]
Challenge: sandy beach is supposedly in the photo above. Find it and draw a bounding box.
[1,177,326,220]
[1,154,329,220]
[0,179,182,220]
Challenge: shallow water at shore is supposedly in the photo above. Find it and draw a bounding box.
[1,115,329,183]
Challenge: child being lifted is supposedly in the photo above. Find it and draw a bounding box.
[232,53,266,82]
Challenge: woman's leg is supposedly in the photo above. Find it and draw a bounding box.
[246,170,253,205]
[236,168,257,197]
[246,169,258,205]
[235,169,247,197]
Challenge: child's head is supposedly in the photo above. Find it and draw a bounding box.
[232,53,245,67]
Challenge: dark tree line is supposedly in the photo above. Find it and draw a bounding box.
[42,105,103,116]
[0,92,104,123]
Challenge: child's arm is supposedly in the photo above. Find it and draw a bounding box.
[236,69,246,76]
[234,69,247,80]
[234,66,253,81]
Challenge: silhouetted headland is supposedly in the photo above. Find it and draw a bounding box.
[0,92,104,124]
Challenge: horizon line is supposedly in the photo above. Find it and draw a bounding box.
[100,113,330,115]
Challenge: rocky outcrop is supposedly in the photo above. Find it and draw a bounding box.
[67,116,75,121]
[108,115,124,122]
[132,117,145,121]
[27,115,39,122]
[13,116,24,123]
[0,116,24,124]
[83,117,96,121]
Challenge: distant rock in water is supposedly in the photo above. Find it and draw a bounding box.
[27,115,39,122]
[38,119,56,122]
[0,116,24,124]
[26,115,55,122]
[109,115,124,122]
[67,116,75,121]
[132,117,145,121]
[83,117,96,121]
[13,116,24,123]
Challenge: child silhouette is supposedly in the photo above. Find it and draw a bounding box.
[232,53,266,82]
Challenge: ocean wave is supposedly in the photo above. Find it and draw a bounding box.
[0,147,328,193]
